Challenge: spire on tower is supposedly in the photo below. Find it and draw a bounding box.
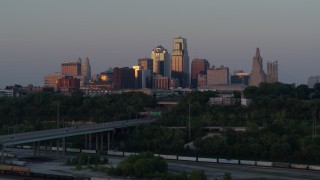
[255,47,260,57]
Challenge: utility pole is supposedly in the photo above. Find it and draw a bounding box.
[189,99,191,141]
[57,101,60,128]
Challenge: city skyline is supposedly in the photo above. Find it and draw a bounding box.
[1,1,320,88]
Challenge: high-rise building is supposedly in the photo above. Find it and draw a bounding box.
[231,70,250,85]
[44,73,63,90]
[113,67,135,90]
[171,37,189,87]
[307,76,320,88]
[81,57,91,84]
[151,45,170,77]
[249,47,266,86]
[266,61,278,83]
[207,65,229,85]
[138,58,153,73]
[61,59,82,76]
[197,74,207,88]
[191,59,210,88]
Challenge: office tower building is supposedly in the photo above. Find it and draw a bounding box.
[151,45,170,77]
[113,67,135,90]
[231,70,250,85]
[171,37,189,87]
[207,65,230,85]
[44,73,63,90]
[81,57,91,84]
[191,59,210,88]
[249,47,266,86]
[307,76,320,88]
[266,61,278,83]
[138,58,153,73]
[61,58,82,76]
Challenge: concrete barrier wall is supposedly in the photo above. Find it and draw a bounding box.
[219,159,239,164]
[22,145,31,149]
[107,151,123,156]
[178,156,197,161]
[159,154,177,160]
[240,160,256,166]
[291,164,308,169]
[256,161,273,167]
[308,165,320,171]
[273,162,290,168]
[198,157,218,163]
[124,152,138,157]
[66,148,81,153]
[81,149,96,154]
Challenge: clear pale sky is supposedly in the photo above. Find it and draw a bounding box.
[0,0,319,88]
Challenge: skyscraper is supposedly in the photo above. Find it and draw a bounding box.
[191,59,210,88]
[171,37,189,88]
[81,57,91,84]
[151,45,170,77]
[138,58,153,73]
[249,47,266,86]
[81,57,91,83]
[61,58,82,76]
[266,61,278,83]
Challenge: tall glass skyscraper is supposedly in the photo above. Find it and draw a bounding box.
[151,45,170,77]
[171,37,189,87]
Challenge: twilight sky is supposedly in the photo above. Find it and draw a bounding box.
[0,0,319,88]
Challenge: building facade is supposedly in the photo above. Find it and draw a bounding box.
[113,67,135,90]
[81,57,91,84]
[61,59,82,76]
[231,70,250,85]
[151,45,170,77]
[57,76,80,94]
[44,73,63,90]
[171,37,189,88]
[191,59,210,88]
[153,75,169,90]
[249,47,266,86]
[266,61,278,83]
[138,58,153,73]
[207,65,229,85]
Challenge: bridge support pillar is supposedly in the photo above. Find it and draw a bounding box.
[89,133,92,150]
[84,134,87,149]
[1,146,4,164]
[107,131,110,151]
[33,142,36,157]
[37,141,40,156]
[95,133,98,152]
[56,139,60,157]
[62,137,65,157]
[100,132,104,152]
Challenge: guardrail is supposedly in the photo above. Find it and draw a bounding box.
[11,146,320,172]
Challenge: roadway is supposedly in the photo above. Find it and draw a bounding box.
[0,118,155,147]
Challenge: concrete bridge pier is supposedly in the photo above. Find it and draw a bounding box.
[100,132,104,152]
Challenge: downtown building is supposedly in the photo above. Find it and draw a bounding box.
[113,67,135,90]
[207,65,230,85]
[151,45,170,77]
[171,37,189,88]
[249,47,278,86]
[191,59,210,88]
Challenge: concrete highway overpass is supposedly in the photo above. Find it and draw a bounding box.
[0,118,155,161]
